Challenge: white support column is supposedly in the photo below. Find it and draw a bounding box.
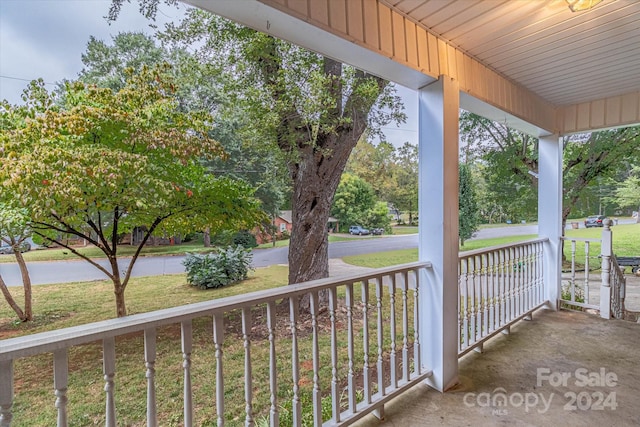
[600,220,613,319]
[418,76,460,392]
[538,134,563,309]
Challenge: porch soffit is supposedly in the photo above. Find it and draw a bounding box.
[185,0,640,135]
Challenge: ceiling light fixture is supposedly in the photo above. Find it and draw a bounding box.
[565,0,603,12]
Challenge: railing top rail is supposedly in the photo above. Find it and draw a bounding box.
[458,237,549,259]
[0,261,431,361]
[560,236,602,243]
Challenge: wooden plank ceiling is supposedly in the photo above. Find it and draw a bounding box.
[381,0,640,107]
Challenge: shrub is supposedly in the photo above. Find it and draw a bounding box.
[183,246,253,289]
[232,230,257,248]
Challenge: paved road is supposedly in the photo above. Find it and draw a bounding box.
[1,221,635,287]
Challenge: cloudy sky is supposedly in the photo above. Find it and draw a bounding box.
[0,0,417,145]
[0,0,188,105]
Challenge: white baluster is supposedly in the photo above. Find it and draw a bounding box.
[361,280,371,403]
[0,360,14,427]
[144,328,157,427]
[508,247,515,320]
[213,314,225,427]
[241,307,254,426]
[346,283,356,413]
[412,269,421,375]
[571,240,577,303]
[53,349,69,427]
[498,249,507,326]
[375,278,385,396]
[103,337,117,427]
[264,301,278,427]
[460,258,468,351]
[517,246,523,315]
[389,275,398,389]
[400,272,410,382]
[488,252,496,333]
[482,254,489,338]
[309,292,321,426]
[328,287,340,423]
[585,241,591,304]
[289,297,301,426]
[469,256,477,343]
[181,321,193,427]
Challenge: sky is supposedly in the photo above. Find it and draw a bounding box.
[0,0,188,105]
[0,0,417,146]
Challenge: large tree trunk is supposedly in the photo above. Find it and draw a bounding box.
[288,143,348,286]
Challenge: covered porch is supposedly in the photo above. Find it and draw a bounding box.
[2,0,640,425]
[354,308,639,426]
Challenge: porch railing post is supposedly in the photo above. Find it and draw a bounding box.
[600,219,612,319]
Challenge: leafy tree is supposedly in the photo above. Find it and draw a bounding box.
[331,173,377,231]
[615,166,640,222]
[204,118,290,241]
[0,205,34,321]
[345,139,397,199]
[76,31,277,247]
[459,163,480,246]
[0,68,262,317]
[460,112,640,228]
[388,142,419,224]
[79,32,167,91]
[153,10,404,288]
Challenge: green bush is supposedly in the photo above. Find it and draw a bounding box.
[232,230,257,248]
[182,246,253,289]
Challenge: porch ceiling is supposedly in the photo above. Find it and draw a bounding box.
[383,0,640,107]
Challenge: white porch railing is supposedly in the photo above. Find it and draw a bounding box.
[609,256,626,319]
[457,238,548,356]
[560,236,601,311]
[0,262,431,427]
[562,220,626,319]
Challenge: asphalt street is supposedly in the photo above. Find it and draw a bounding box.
[1,220,635,287]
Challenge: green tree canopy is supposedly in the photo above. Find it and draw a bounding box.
[615,166,640,222]
[0,67,262,317]
[331,173,377,230]
[79,32,168,91]
[459,163,480,246]
[155,9,404,289]
[460,111,640,226]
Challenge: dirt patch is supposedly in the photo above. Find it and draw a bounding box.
[0,311,74,339]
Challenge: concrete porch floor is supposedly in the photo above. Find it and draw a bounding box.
[354,309,640,427]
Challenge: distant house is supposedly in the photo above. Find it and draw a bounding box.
[255,210,339,244]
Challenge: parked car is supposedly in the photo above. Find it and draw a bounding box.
[371,228,384,235]
[349,225,370,235]
[0,241,31,255]
[584,215,608,228]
